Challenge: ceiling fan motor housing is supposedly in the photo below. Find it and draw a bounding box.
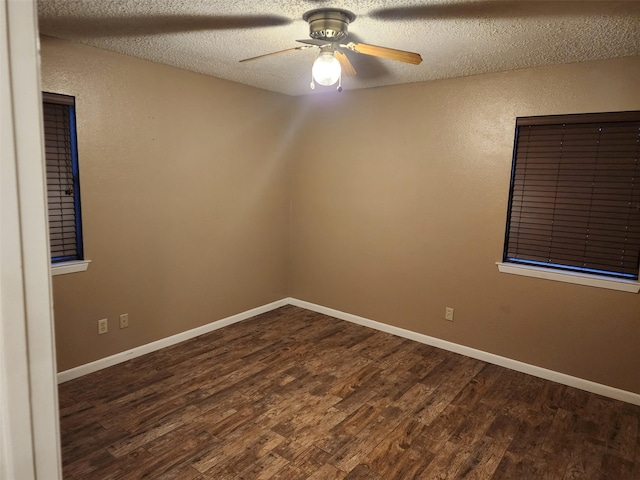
[303,9,355,42]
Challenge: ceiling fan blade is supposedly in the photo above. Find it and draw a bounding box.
[296,39,331,47]
[335,51,356,76]
[343,42,422,65]
[342,33,390,80]
[239,46,313,63]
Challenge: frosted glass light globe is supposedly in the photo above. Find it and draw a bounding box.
[312,53,341,86]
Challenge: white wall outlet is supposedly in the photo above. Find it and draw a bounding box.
[98,318,108,334]
[119,313,129,329]
[445,307,454,322]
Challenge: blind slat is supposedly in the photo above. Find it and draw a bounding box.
[43,95,83,262]
[505,111,640,279]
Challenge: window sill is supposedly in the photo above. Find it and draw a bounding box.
[51,260,91,276]
[496,262,639,293]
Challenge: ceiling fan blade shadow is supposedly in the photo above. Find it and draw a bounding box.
[370,1,640,21]
[38,14,292,38]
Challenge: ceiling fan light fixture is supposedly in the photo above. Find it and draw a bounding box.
[239,7,421,92]
[311,52,341,86]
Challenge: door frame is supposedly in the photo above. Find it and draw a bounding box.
[1,0,62,478]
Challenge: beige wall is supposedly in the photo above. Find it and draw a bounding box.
[289,56,640,394]
[41,37,292,371]
[41,35,640,395]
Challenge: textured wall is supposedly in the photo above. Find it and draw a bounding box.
[41,37,292,371]
[289,56,640,394]
[42,35,640,395]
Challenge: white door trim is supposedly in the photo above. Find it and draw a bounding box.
[0,1,62,478]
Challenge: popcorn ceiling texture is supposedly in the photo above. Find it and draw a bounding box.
[37,0,640,96]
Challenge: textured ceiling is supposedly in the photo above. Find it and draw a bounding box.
[37,0,640,96]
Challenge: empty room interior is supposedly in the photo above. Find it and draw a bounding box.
[26,0,640,478]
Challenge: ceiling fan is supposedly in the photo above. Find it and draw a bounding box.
[239,8,422,92]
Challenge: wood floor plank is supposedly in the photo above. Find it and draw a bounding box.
[411,403,469,455]
[198,427,286,478]
[326,364,381,399]
[236,451,290,480]
[58,305,640,479]
[450,363,504,410]
[269,464,307,479]
[455,436,510,480]
[271,408,348,462]
[306,463,347,480]
[449,401,498,447]
[61,422,130,467]
[378,447,433,480]
[600,452,636,479]
[361,417,432,477]
[62,448,115,479]
[492,451,567,480]
[314,403,385,455]
[80,447,153,480]
[606,410,639,462]
[342,464,380,479]
[328,408,404,472]
[411,359,487,426]
[106,404,201,458]
[506,406,556,456]
[286,445,333,477]
[418,439,478,479]
[484,412,522,446]
[561,437,603,480]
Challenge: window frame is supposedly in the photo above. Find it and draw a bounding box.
[499,110,640,292]
[42,92,88,274]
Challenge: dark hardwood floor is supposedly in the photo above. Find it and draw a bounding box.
[58,305,640,479]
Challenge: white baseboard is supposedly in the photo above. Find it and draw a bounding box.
[58,296,640,406]
[287,298,640,406]
[56,298,289,384]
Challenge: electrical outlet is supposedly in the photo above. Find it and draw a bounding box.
[119,313,129,329]
[98,318,108,334]
[445,307,454,322]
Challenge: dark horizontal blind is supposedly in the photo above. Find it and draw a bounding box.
[504,111,640,279]
[43,95,82,262]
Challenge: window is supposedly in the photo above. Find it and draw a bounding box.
[42,92,85,266]
[502,111,640,286]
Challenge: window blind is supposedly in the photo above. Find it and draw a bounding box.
[43,94,83,262]
[504,111,640,279]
